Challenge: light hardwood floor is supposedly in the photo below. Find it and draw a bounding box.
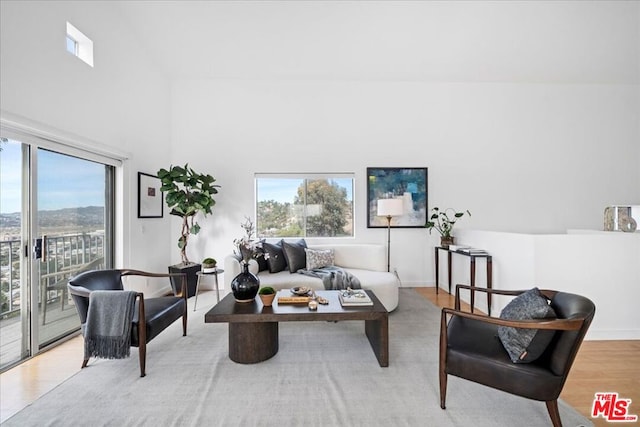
[1,288,638,426]
[416,287,640,427]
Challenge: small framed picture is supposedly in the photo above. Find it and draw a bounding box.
[138,172,163,218]
[367,167,428,228]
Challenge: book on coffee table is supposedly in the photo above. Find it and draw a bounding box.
[277,296,310,304]
[339,289,373,307]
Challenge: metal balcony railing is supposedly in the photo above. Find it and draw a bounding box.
[0,232,105,318]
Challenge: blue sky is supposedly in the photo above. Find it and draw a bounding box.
[1,140,105,214]
[257,178,353,203]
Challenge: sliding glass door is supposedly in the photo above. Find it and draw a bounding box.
[0,137,114,371]
[0,139,27,368]
[35,148,112,348]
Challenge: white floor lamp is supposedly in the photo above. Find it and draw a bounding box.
[377,198,404,272]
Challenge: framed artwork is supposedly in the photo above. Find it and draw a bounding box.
[138,172,163,218]
[367,167,428,228]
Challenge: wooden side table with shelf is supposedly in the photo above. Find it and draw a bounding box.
[434,247,493,315]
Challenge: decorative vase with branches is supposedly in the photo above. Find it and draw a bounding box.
[230,217,267,302]
[157,164,220,265]
[233,216,267,265]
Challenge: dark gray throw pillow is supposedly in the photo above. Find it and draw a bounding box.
[497,287,557,363]
[263,241,287,273]
[282,239,307,273]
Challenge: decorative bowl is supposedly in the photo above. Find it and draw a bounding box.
[291,286,312,296]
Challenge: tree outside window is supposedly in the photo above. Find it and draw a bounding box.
[256,176,353,238]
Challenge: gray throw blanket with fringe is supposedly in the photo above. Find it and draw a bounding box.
[84,290,137,360]
[298,266,361,290]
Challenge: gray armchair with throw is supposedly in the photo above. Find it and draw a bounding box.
[439,285,595,427]
[68,269,188,377]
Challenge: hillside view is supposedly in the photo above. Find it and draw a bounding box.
[0,206,104,239]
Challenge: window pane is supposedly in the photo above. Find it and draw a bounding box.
[256,178,302,237]
[256,176,353,238]
[66,36,77,55]
[304,179,352,237]
[37,148,108,349]
[0,139,23,369]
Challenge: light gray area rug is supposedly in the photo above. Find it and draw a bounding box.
[6,289,592,426]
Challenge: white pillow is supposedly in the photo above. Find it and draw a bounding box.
[305,248,334,270]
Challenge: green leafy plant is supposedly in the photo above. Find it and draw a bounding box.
[157,164,220,265]
[202,257,217,267]
[425,207,471,237]
[258,286,276,295]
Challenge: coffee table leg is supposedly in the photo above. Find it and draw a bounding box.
[228,322,279,364]
[365,316,389,367]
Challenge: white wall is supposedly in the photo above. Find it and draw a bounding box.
[172,78,639,286]
[0,1,172,293]
[1,1,638,293]
[166,2,639,286]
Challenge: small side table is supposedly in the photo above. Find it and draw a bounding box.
[194,269,224,311]
[434,247,492,315]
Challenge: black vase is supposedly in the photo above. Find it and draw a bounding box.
[231,263,260,302]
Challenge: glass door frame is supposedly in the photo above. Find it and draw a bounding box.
[1,119,125,370]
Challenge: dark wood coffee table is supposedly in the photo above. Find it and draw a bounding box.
[204,290,389,367]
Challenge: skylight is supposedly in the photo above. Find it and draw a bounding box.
[65,35,78,56]
[66,21,93,67]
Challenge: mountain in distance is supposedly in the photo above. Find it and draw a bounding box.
[0,206,105,228]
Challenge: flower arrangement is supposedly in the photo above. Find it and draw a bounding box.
[425,207,471,238]
[233,216,267,265]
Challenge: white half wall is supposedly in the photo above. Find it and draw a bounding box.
[452,229,640,340]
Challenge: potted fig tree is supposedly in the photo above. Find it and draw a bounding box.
[158,164,220,297]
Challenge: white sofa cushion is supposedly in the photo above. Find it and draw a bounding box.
[309,244,387,272]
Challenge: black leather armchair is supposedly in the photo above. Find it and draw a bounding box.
[68,269,188,377]
[439,285,595,427]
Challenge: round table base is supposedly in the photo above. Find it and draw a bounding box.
[228,322,279,364]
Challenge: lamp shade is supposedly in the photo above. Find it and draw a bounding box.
[377,198,404,217]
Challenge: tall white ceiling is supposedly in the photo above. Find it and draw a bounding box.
[115,1,639,83]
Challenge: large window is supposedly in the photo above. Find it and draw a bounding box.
[255,174,354,238]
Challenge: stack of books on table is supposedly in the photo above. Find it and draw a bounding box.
[338,289,373,307]
[455,247,489,255]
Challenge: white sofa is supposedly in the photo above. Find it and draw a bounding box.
[223,244,400,311]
